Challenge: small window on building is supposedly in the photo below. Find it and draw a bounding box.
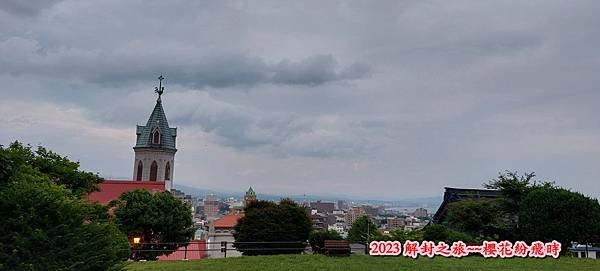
[165,162,171,180]
[150,161,158,181]
[153,130,160,144]
[136,161,143,181]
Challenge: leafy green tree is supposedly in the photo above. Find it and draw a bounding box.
[483,171,555,240]
[484,171,538,213]
[422,224,476,243]
[0,149,12,183]
[1,141,102,196]
[390,228,424,242]
[308,230,343,253]
[422,224,449,242]
[0,142,129,271]
[371,228,424,242]
[347,216,379,243]
[519,187,600,247]
[111,189,195,260]
[233,199,312,255]
[446,199,509,240]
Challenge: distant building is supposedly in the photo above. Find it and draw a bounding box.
[345,206,366,228]
[387,217,404,230]
[228,201,245,214]
[204,194,219,218]
[412,208,428,218]
[337,200,348,210]
[172,188,193,206]
[194,202,205,218]
[328,223,347,238]
[244,187,257,207]
[432,187,501,224]
[362,205,384,217]
[310,200,335,214]
[332,209,345,215]
[310,213,329,231]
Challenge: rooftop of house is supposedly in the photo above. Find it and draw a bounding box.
[87,180,166,205]
[213,213,244,229]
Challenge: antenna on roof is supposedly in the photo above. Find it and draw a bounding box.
[154,74,165,101]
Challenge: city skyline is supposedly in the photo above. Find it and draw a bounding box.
[1,1,600,199]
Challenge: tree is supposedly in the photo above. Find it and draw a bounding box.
[370,228,424,242]
[390,228,424,242]
[0,149,12,183]
[0,142,130,271]
[483,171,556,241]
[446,199,509,240]
[1,141,102,196]
[422,224,449,242]
[519,187,600,247]
[422,224,476,243]
[484,171,538,213]
[347,216,379,243]
[233,199,312,255]
[111,189,195,260]
[308,230,342,253]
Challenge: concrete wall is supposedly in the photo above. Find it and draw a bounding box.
[206,233,242,258]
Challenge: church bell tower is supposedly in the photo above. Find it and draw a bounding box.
[132,75,177,190]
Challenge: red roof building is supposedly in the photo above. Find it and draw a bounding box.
[87,180,166,205]
[213,213,244,230]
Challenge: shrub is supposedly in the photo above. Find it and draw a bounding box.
[233,199,312,255]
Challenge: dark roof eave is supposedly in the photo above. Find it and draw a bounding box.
[133,146,178,152]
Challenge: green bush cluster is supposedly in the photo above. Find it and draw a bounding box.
[233,199,312,255]
[0,142,130,271]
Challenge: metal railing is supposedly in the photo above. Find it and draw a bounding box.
[130,241,310,260]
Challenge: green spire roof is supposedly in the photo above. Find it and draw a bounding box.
[135,99,177,150]
[246,187,255,196]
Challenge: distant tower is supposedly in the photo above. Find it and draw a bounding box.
[132,75,177,190]
[244,187,257,207]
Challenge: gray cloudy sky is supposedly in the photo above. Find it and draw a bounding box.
[1,0,599,200]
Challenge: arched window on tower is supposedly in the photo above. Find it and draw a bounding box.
[150,161,158,181]
[165,162,171,180]
[153,130,160,144]
[136,161,143,181]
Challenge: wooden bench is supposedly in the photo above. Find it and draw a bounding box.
[323,240,351,256]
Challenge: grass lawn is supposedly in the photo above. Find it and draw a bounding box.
[125,254,600,271]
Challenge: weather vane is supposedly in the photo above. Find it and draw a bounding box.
[155,74,165,99]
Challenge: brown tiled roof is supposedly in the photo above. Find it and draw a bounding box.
[213,213,244,229]
[87,180,165,205]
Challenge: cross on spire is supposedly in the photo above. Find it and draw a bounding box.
[155,74,165,101]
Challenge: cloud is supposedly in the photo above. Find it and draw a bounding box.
[138,91,380,158]
[272,54,371,86]
[0,99,133,178]
[0,38,370,88]
[0,0,63,16]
